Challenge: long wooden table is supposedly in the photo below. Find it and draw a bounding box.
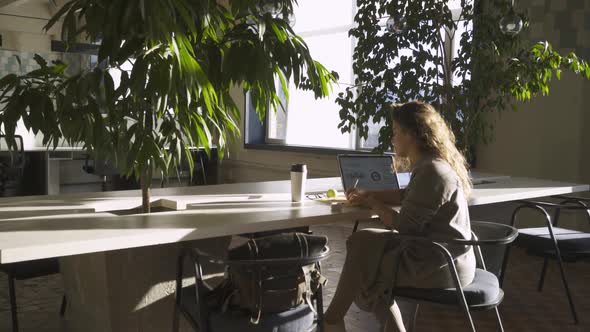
[0,174,587,332]
[0,174,587,264]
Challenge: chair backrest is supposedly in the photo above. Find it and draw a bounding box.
[0,135,26,196]
[393,221,518,247]
[469,221,519,246]
[468,221,519,273]
[82,154,120,176]
[0,135,25,170]
[388,221,518,287]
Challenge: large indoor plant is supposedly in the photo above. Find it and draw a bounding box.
[336,0,590,163]
[0,0,336,212]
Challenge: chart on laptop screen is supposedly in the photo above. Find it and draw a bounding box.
[338,155,399,191]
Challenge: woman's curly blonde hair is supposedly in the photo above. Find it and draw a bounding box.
[391,101,472,197]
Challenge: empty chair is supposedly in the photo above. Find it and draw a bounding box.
[0,135,25,197]
[500,197,590,324]
[1,135,66,331]
[0,259,66,332]
[385,221,518,332]
[82,155,139,191]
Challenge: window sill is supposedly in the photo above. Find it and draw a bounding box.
[244,143,386,155]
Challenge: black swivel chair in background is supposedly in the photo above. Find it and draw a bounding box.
[0,135,66,332]
[82,156,127,191]
[500,197,590,324]
[169,148,209,187]
[0,260,67,332]
[0,135,25,197]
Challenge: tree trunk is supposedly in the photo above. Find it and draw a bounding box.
[140,170,151,214]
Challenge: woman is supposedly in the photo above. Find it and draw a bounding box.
[324,101,476,332]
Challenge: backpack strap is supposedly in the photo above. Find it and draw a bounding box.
[296,232,311,257]
[301,264,316,315]
[249,268,263,325]
[247,238,260,259]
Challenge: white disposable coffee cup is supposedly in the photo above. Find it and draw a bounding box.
[290,164,307,202]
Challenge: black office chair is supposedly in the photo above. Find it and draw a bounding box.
[173,246,330,332]
[1,135,66,331]
[158,149,209,188]
[381,221,518,332]
[0,135,25,197]
[82,156,138,191]
[500,197,590,324]
[0,260,67,332]
[190,149,208,186]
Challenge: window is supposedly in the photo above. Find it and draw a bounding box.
[246,0,472,152]
[264,0,356,150]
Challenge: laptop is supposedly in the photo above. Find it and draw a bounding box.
[337,154,408,191]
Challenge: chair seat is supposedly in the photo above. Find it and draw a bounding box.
[394,268,502,308]
[517,227,590,254]
[179,285,315,332]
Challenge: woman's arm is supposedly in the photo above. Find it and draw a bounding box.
[347,190,401,229]
[366,195,400,229]
[367,189,405,205]
[345,188,405,206]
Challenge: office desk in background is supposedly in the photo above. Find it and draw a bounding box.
[18,146,218,195]
[20,146,86,195]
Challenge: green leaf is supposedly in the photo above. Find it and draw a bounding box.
[269,20,288,43]
[44,0,75,32]
[0,74,17,89]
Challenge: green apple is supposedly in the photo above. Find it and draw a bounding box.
[326,188,337,198]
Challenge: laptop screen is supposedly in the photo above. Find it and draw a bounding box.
[337,155,400,191]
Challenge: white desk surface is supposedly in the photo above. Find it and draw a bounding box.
[22,146,214,152]
[0,174,587,264]
[23,146,86,152]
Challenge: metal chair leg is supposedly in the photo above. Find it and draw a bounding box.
[499,208,521,288]
[409,303,420,332]
[8,276,18,332]
[537,207,560,292]
[59,295,67,316]
[193,254,208,332]
[172,251,186,332]
[494,307,504,332]
[459,299,476,332]
[537,258,549,292]
[555,252,579,324]
[198,153,207,185]
[544,206,579,324]
[499,244,512,288]
[352,220,359,234]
